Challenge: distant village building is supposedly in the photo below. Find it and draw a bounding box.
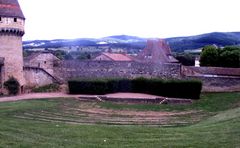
[195,57,200,67]
[94,52,133,61]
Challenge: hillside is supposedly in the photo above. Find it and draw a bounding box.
[23,32,240,52]
[167,32,240,51]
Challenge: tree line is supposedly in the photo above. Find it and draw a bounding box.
[200,45,240,68]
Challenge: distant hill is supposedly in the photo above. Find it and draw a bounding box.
[167,32,240,51]
[23,32,240,52]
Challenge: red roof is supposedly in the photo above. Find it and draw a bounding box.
[102,52,133,61]
[0,0,25,19]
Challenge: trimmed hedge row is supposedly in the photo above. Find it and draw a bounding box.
[68,78,202,99]
[32,84,60,93]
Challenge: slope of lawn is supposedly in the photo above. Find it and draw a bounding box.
[99,92,240,112]
[0,92,239,147]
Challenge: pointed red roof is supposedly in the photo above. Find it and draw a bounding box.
[0,0,25,19]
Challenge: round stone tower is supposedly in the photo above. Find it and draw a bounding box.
[0,0,25,91]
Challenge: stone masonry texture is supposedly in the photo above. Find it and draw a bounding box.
[53,60,181,81]
[0,35,25,86]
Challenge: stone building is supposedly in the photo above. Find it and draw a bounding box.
[0,0,25,91]
[24,52,60,75]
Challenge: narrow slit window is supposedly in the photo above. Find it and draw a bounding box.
[14,18,17,22]
[0,17,2,22]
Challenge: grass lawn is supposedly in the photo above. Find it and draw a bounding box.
[100,92,240,112]
[0,92,239,147]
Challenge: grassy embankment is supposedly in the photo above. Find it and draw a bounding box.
[0,92,239,147]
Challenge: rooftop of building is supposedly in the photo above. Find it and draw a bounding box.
[137,39,179,63]
[99,52,134,61]
[0,0,25,19]
[24,52,60,62]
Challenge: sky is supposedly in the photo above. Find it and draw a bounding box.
[19,0,240,41]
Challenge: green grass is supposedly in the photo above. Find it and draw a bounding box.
[100,92,240,112]
[0,92,239,147]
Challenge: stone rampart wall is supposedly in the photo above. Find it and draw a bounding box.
[182,66,240,76]
[182,66,240,92]
[186,76,240,92]
[23,67,57,87]
[23,60,240,92]
[53,61,181,81]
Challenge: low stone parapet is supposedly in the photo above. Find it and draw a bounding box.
[78,95,193,104]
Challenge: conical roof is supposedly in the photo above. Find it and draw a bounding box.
[0,0,25,19]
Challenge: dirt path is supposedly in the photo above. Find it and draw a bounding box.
[0,92,161,103]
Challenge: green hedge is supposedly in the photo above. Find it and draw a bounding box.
[4,77,20,95]
[32,84,60,93]
[68,79,108,95]
[68,78,202,99]
[107,79,132,93]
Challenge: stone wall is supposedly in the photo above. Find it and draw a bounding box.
[186,76,240,92]
[23,59,240,92]
[0,35,25,86]
[0,17,24,32]
[24,67,58,87]
[182,66,240,77]
[24,53,60,75]
[53,60,181,81]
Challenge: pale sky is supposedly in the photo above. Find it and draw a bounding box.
[19,0,240,41]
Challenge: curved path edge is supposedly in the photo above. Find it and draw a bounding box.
[0,92,160,103]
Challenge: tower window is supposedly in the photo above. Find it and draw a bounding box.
[14,18,17,22]
[0,17,2,22]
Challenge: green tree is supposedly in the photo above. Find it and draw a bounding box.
[54,50,66,60]
[23,50,34,57]
[219,46,240,68]
[175,53,195,66]
[77,52,91,60]
[200,45,219,67]
[200,45,240,68]
[65,53,74,60]
[4,77,20,95]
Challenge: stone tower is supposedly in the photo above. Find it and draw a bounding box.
[0,0,25,91]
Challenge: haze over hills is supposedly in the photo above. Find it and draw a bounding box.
[23,32,240,52]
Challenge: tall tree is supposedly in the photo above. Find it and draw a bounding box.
[200,45,219,67]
